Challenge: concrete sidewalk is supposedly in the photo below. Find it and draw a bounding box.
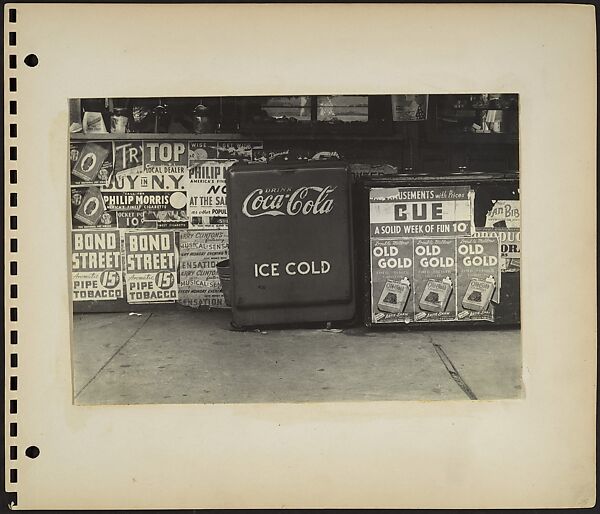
[72,310,522,405]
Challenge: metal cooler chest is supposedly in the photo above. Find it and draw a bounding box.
[226,161,356,328]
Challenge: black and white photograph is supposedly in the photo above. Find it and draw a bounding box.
[6,3,595,510]
[70,93,522,405]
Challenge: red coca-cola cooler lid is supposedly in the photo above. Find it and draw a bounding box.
[226,161,355,327]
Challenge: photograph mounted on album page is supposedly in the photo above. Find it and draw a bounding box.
[3,3,596,510]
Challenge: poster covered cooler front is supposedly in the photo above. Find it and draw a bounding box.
[227,162,356,328]
[359,174,520,328]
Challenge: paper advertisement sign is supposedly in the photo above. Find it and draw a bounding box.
[475,227,520,273]
[485,199,520,229]
[178,229,229,309]
[73,186,107,226]
[183,159,235,218]
[103,191,188,229]
[108,140,185,191]
[71,229,124,301]
[370,186,474,238]
[189,141,219,160]
[124,231,178,303]
[217,141,262,161]
[70,142,113,185]
[456,237,501,322]
[412,238,457,322]
[370,238,414,324]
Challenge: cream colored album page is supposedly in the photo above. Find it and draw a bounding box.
[4,3,596,510]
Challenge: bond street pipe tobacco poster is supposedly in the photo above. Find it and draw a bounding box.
[369,186,475,238]
[178,230,229,309]
[71,229,124,301]
[123,231,178,303]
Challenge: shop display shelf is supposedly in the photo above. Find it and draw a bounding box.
[70,132,247,141]
[426,133,519,144]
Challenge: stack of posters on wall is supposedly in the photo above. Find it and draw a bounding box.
[369,185,503,324]
[69,138,262,309]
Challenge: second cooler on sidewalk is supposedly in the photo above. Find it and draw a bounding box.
[226,162,356,327]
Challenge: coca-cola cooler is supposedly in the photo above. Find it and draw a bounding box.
[226,161,356,327]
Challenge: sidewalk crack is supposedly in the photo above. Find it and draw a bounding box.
[430,339,478,400]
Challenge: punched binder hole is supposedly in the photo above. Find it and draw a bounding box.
[24,54,38,67]
[25,446,40,459]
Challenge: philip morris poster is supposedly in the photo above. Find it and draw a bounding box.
[370,238,414,324]
[71,229,123,301]
[412,238,457,323]
[456,237,501,322]
[124,231,178,303]
[183,159,235,218]
[101,190,188,229]
[369,186,474,238]
[178,230,229,309]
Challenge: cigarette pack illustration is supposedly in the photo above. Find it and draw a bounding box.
[377,278,411,313]
[418,277,453,312]
[74,187,106,226]
[462,276,496,312]
[72,142,111,182]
